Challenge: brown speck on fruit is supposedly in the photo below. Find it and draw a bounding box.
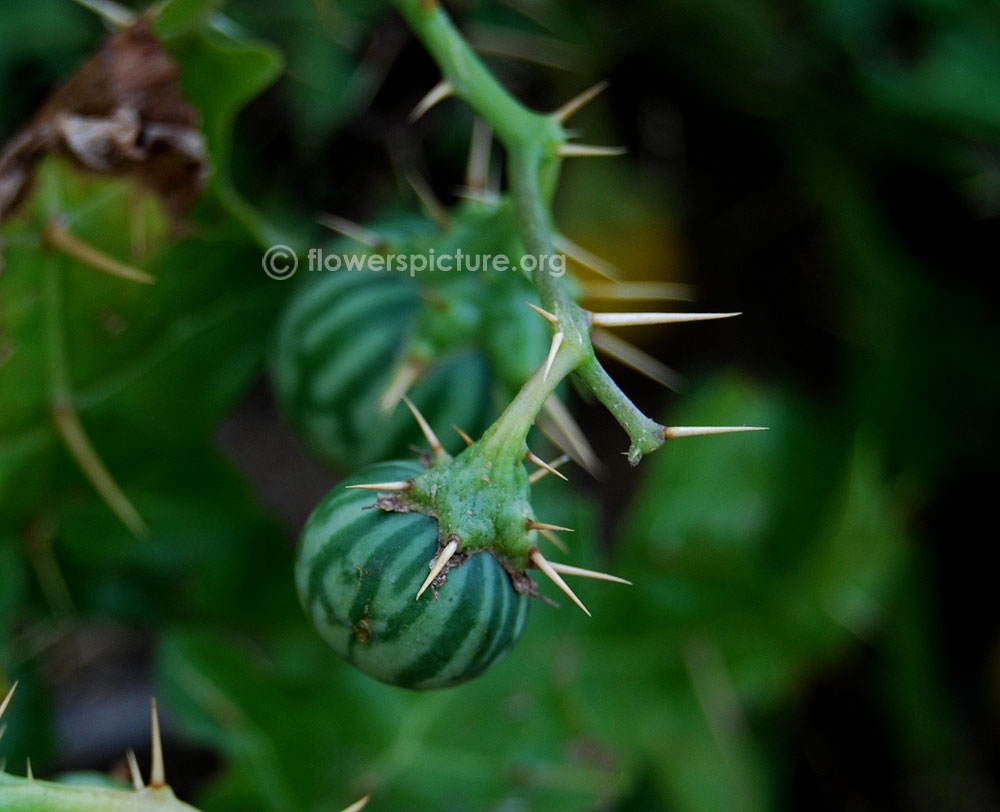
[353,609,372,643]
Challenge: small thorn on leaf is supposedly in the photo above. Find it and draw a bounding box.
[525,451,568,481]
[318,215,386,250]
[663,426,768,439]
[589,311,741,328]
[452,424,475,446]
[0,682,17,721]
[401,395,445,460]
[542,331,564,382]
[526,301,558,324]
[545,561,632,585]
[553,79,609,122]
[409,79,454,122]
[527,519,574,533]
[531,549,591,616]
[150,698,165,789]
[556,143,627,158]
[416,539,459,600]
[339,796,372,812]
[126,748,144,791]
[345,480,412,492]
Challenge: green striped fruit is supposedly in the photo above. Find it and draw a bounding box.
[272,270,494,471]
[295,460,530,689]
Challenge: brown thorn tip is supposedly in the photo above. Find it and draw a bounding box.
[526,301,558,323]
[401,395,444,458]
[525,451,568,481]
[663,426,769,439]
[0,682,17,721]
[346,480,412,491]
[589,311,741,327]
[150,698,165,789]
[542,331,564,382]
[452,425,475,446]
[546,561,632,585]
[553,80,610,122]
[527,519,574,533]
[556,144,627,158]
[339,796,372,812]
[416,539,459,600]
[126,749,144,791]
[531,550,591,616]
[409,79,454,122]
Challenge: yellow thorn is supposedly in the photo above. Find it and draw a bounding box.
[555,144,627,158]
[545,561,632,585]
[452,425,475,446]
[581,280,697,302]
[525,301,558,324]
[126,748,144,791]
[553,80,609,122]
[663,426,769,439]
[318,214,385,249]
[528,453,570,484]
[530,549,591,616]
[416,539,459,600]
[542,331,564,382]
[542,396,602,477]
[52,400,148,538]
[552,233,621,280]
[345,481,412,491]
[150,698,165,789]
[380,358,425,412]
[465,117,493,192]
[44,219,156,285]
[409,80,454,122]
[0,682,17,721]
[526,519,574,533]
[525,450,568,481]
[401,395,445,460]
[591,328,684,391]
[589,311,741,328]
[537,527,569,554]
[338,795,371,812]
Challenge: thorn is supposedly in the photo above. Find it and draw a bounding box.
[590,311,741,327]
[401,395,445,460]
[531,549,591,616]
[318,214,386,250]
[150,698,165,789]
[537,527,569,554]
[542,331,564,381]
[542,396,602,477]
[339,796,371,812]
[591,328,684,391]
[404,170,451,230]
[663,426,769,439]
[43,218,156,284]
[465,118,493,192]
[526,301,558,324]
[126,748,144,791]
[416,539,459,600]
[0,682,17,721]
[52,400,148,538]
[379,358,425,412]
[528,453,570,484]
[410,79,454,121]
[526,520,574,533]
[525,450,568,481]
[553,80,609,122]
[556,144,627,158]
[25,758,33,780]
[552,233,621,280]
[345,480,412,491]
[582,281,697,302]
[545,561,632,585]
[452,187,501,206]
[71,0,136,28]
[452,424,475,446]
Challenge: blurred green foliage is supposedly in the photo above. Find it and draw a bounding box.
[2,0,999,810]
